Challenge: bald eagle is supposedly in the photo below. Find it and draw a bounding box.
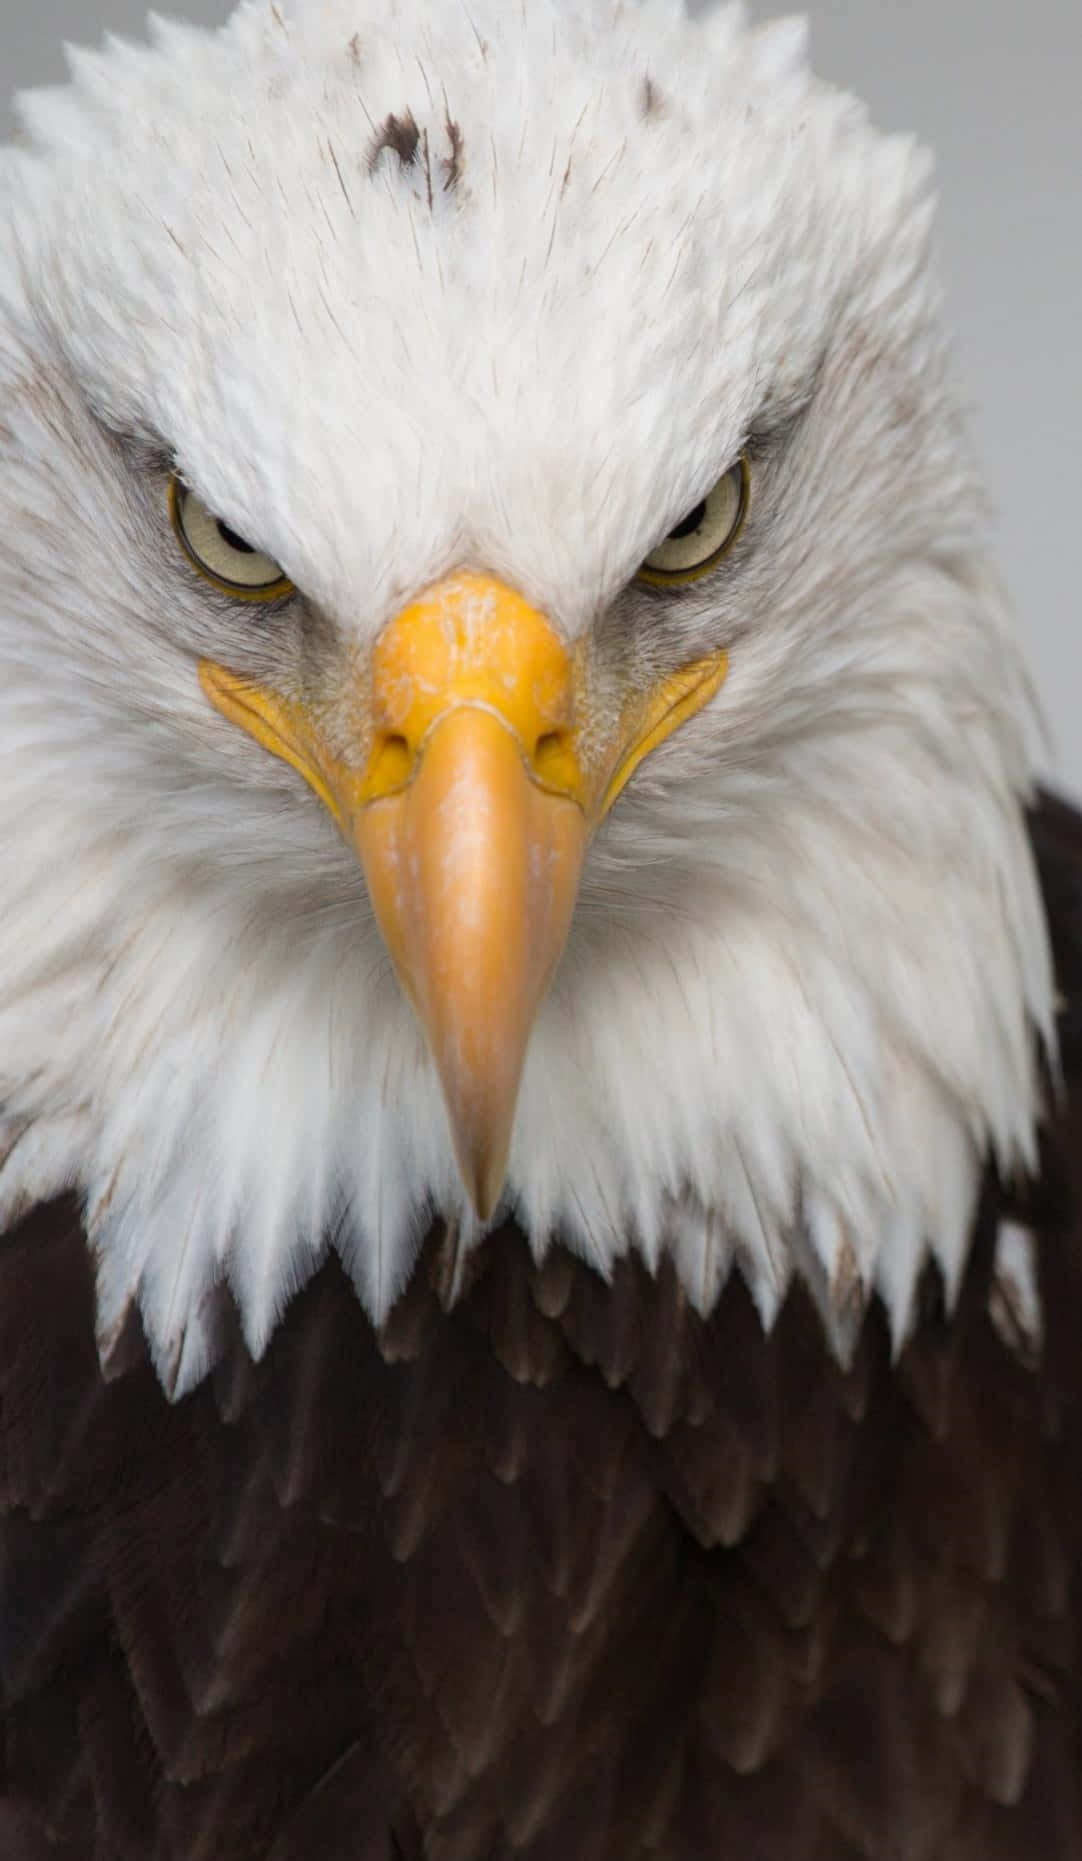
[0,1,1079,1855]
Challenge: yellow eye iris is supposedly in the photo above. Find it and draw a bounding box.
[637,455,750,586]
[169,477,295,602]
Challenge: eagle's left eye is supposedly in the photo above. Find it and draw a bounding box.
[169,477,295,602]
[637,455,750,586]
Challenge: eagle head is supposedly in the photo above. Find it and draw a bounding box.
[0,0,1052,1392]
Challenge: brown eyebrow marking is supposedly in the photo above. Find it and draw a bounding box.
[367,109,421,174]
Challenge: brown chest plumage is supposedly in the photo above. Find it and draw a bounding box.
[2,793,1081,1861]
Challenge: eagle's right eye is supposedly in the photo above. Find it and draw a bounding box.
[169,477,295,603]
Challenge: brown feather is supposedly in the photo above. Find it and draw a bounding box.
[0,794,1081,1858]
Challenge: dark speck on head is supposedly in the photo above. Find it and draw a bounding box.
[367,110,421,174]
[443,115,465,192]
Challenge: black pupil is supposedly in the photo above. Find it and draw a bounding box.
[668,500,707,542]
[217,519,255,555]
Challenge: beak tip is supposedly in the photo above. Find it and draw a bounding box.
[460,1145,508,1226]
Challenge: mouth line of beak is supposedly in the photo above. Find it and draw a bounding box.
[199,663,346,828]
[600,653,729,819]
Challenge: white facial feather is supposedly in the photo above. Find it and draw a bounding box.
[0,0,1054,1393]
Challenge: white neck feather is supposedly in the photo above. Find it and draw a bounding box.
[0,674,1053,1394]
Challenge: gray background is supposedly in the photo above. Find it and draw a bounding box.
[3,0,1079,797]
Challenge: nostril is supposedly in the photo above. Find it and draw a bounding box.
[533,729,574,788]
[369,730,414,791]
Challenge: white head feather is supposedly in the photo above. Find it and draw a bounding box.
[0,0,1053,1393]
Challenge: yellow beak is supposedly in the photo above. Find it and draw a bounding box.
[200,572,727,1218]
